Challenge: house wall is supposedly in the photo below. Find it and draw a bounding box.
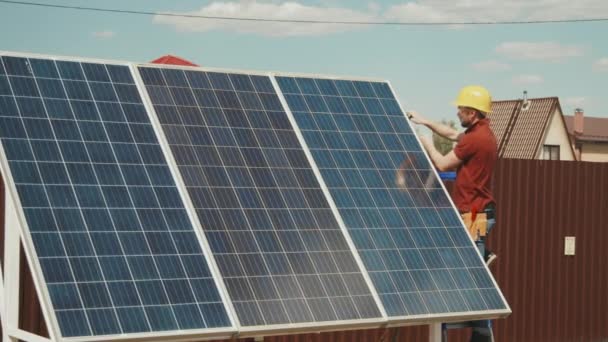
[539,110,575,160]
[580,142,608,162]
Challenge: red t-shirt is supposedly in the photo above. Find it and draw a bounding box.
[452,118,497,213]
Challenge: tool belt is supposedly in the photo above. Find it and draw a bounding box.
[461,212,488,241]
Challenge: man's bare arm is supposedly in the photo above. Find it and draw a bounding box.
[419,136,463,171]
[407,111,462,141]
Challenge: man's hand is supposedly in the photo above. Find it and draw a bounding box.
[406,111,427,125]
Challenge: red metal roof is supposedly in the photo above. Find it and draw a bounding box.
[564,115,608,142]
[489,97,574,159]
[150,55,199,67]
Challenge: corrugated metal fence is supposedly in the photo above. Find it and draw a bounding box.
[4,159,608,342]
[487,159,608,342]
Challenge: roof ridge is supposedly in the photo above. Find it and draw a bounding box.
[564,114,608,120]
[493,96,558,103]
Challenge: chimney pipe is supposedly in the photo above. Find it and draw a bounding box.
[574,108,584,135]
[521,90,531,110]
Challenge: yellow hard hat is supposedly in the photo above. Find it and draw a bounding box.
[453,85,492,114]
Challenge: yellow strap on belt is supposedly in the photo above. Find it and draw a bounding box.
[461,212,488,241]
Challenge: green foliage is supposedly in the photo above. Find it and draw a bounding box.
[433,119,457,155]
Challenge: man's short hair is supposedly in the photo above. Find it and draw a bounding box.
[464,106,487,119]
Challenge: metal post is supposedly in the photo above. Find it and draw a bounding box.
[4,193,21,342]
[429,323,442,342]
[0,262,11,342]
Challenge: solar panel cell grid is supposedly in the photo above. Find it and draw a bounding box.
[138,66,382,328]
[277,75,507,318]
[0,56,231,337]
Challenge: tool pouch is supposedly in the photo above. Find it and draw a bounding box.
[461,212,488,241]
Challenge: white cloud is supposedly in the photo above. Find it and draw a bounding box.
[154,1,608,36]
[92,30,115,39]
[472,60,512,72]
[563,97,587,107]
[384,2,447,22]
[153,1,377,37]
[512,74,544,85]
[496,42,585,62]
[593,58,608,71]
[367,2,381,13]
[384,0,608,23]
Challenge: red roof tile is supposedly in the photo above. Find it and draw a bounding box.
[150,55,199,67]
[564,115,608,142]
[489,100,519,146]
[489,97,574,159]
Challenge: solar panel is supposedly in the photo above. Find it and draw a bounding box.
[137,66,384,329]
[276,76,509,320]
[0,55,234,338]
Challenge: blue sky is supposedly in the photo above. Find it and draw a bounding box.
[1,0,607,124]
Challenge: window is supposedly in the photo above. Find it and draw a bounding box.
[543,145,560,160]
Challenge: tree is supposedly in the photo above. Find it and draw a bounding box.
[433,119,457,155]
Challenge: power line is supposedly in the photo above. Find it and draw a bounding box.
[1,0,608,26]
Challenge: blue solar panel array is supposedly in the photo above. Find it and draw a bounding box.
[0,56,231,337]
[138,66,382,327]
[276,76,507,317]
[0,52,509,339]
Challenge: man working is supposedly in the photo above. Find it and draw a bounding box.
[406,85,498,341]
